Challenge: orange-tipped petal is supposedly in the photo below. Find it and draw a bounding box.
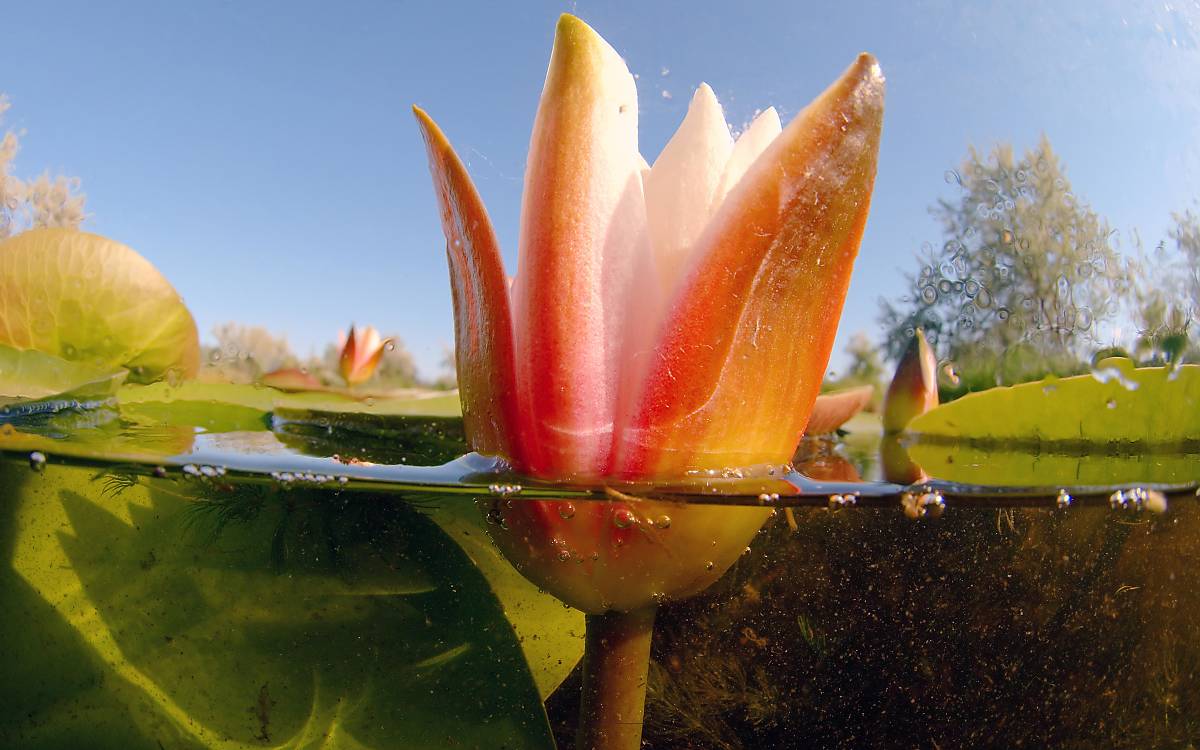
[511,14,646,478]
[882,328,938,433]
[614,54,886,478]
[804,384,875,435]
[414,106,522,461]
[338,325,359,384]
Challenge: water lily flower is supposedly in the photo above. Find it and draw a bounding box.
[415,15,882,614]
[337,325,392,387]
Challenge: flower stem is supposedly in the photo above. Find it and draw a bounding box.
[576,606,657,750]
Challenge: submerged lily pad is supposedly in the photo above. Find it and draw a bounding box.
[0,228,199,383]
[907,359,1200,448]
[0,344,127,407]
[0,461,558,749]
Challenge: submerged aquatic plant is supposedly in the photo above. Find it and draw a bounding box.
[416,13,883,750]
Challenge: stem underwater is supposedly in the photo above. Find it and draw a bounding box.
[575,606,657,750]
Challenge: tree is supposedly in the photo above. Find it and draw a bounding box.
[879,136,1127,373]
[1129,205,1199,363]
[207,323,298,380]
[1,94,86,238]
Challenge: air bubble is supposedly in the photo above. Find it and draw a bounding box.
[558,502,577,520]
[654,515,672,529]
[28,451,46,472]
[1056,489,1072,509]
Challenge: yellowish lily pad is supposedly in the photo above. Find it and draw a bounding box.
[908,359,1200,448]
[0,229,200,383]
[0,343,127,407]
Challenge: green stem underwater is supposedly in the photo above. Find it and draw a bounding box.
[576,606,657,750]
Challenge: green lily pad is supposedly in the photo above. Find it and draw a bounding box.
[907,359,1200,449]
[0,228,199,383]
[119,381,463,418]
[0,460,557,749]
[906,441,1200,487]
[0,343,127,407]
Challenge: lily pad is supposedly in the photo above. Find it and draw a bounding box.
[0,343,127,407]
[119,381,463,418]
[0,228,199,383]
[423,496,586,699]
[907,359,1200,449]
[0,460,557,749]
[906,440,1200,487]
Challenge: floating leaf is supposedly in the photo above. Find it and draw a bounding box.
[906,441,1200,487]
[0,228,199,383]
[907,359,1200,449]
[119,381,463,418]
[0,343,126,407]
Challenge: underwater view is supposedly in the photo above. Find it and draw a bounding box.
[2,2,1200,748]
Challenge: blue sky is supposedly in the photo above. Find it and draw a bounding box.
[3,0,1198,379]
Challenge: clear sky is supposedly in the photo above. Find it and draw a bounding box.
[3,0,1198,379]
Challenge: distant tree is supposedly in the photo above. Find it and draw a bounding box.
[208,323,298,380]
[880,136,1126,372]
[842,331,884,384]
[1,94,86,238]
[1130,205,1200,363]
[374,337,419,387]
[430,345,458,390]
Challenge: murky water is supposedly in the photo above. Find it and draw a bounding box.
[2,406,1198,748]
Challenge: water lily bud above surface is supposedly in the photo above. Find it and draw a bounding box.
[883,328,938,434]
[415,15,885,613]
[337,324,392,387]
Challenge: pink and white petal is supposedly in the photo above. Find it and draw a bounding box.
[643,83,734,296]
[511,14,645,479]
[713,106,782,207]
[614,55,886,479]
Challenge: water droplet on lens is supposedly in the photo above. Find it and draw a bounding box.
[613,508,635,529]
